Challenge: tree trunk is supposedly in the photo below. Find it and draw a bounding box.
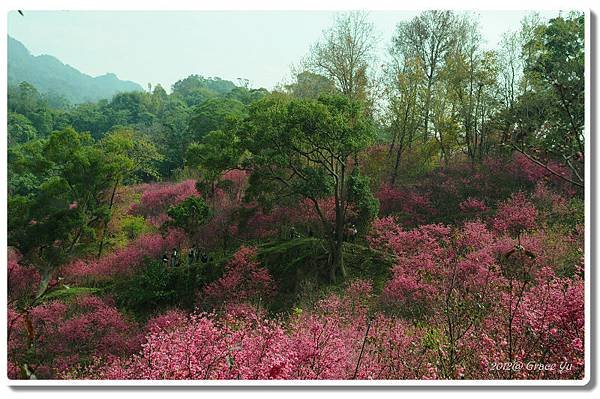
[423,79,433,142]
[97,180,120,259]
[390,139,404,186]
[330,181,347,282]
[329,235,345,283]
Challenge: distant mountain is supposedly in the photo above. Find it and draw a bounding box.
[8,36,143,104]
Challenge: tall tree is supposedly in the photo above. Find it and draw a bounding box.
[391,11,462,142]
[443,18,500,164]
[385,55,422,184]
[509,13,584,187]
[8,127,161,292]
[188,97,247,142]
[95,127,163,257]
[307,11,376,103]
[243,94,377,281]
[284,71,337,100]
[186,128,244,197]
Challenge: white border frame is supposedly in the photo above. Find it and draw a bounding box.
[0,0,593,388]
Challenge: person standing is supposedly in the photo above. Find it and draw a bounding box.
[171,248,179,268]
[187,247,196,266]
[200,250,209,264]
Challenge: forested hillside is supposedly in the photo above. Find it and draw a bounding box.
[7,11,585,381]
[8,36,143,104]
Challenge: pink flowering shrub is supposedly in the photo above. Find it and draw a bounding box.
[242,205,303,239]
[373,221,453,319]
[466,267,584,379]
[184,170,249,249]
[129,180,199,226]
[82,308,295,380]
[533,181,569,215]
[35,250,583,382]
[376,184,434,225]
[368,217,450,258]
[81,282,434,380]
[368,215,584,379]
[8,248,41,302]
[512,152,573,189]
[386,156,544,225]
[203,246,274,306]
[61,228,187,281]
[144,309,189,334]
[458,197,488,214]
[8,295,140,379]
[195,187,239,248]
[458,220,496,250]
[492,192,537,237]
[220,170,248,195]
[239,196,357,240]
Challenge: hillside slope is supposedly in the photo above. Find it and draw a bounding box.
[8,36,143,104]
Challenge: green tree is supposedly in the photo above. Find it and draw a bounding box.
[8,126,162,292]
[95,127,163,257]
[68,101,111,139]
[308,11,376,103]
[8,82,54,136]
[516,13,585,186]
[226,86,269,105]
[347,169,379,236]
[391,11,463,142]
[186,129,244,197]
[8,128,115,294]
[188,97,247,142]
[166,196,210,240]
[8,112,37,146]
[385,55,422,184]
[171,74,236,106]
[243,94,376,281]
[284,71,337,100]
[151,97,191,176]
[108,91,155,126]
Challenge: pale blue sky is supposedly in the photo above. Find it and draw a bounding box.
[7,10,562,91]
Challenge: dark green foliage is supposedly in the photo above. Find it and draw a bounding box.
[188,97,247,141]
[113,261,178,318]
[291,167,335,200]
[8,112,37,146]
[171,75,236,106]
[257,238,393,313]
[8,126,161,288]
[6,60,262,182]
[8,82,58,136]
[110,237,393,318]
[499,13,585,187]
[186,129,244,194]
[226,87,269,105]
[242,93,377,280]
[112,258,225,320]
[347,170,380,235]
[8,128,109,271]
[525,13,584,154]
[166,196,210,238]
[108,92,155,126]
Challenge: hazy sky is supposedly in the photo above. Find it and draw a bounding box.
[7,10,562,91]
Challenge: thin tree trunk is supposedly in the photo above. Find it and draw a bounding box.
[97,180,120,258]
